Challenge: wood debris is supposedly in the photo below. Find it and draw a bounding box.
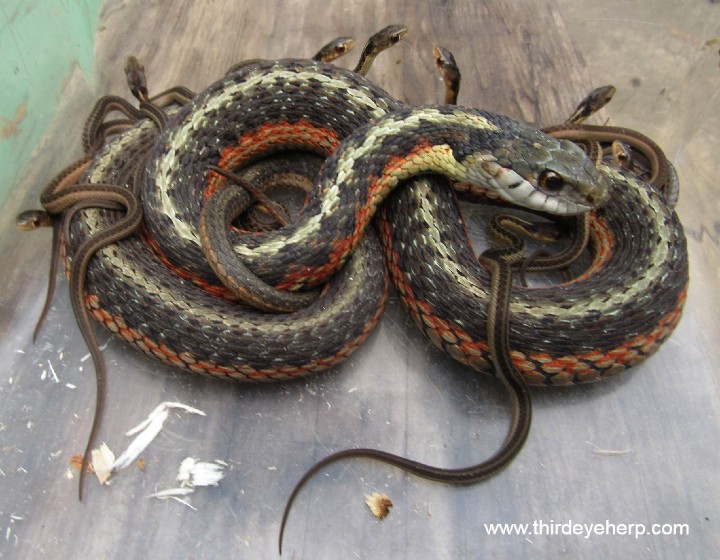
[365,493,393,519]
[89,401,207,484]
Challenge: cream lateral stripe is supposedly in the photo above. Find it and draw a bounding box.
[154,67,391,247]
[412,181,490,301]
[338,109,498,175]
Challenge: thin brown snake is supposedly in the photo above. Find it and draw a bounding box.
[17,27,407,501]
[278,47,675,555]
[277,216,539,554]
[352,24,407,75]
[16,55,194,498]
[433,46,461,105]
[17,57,185,499]
[278,45,545,555]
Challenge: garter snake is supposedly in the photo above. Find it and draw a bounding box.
[68,56,686,554]
[18,31,687,550]
[58,55,611,382]
[41,52,605,507]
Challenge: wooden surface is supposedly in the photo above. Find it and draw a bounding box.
[1,1,718,558]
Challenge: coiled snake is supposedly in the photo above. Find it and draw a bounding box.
[18,26,687,555]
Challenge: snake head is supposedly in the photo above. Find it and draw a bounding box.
[16,209,52,231]
[480,125,610,215]
[124,56,149,102]
[371,24,409,49]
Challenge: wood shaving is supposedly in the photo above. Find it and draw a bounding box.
[176,458,226,487]
[92,444,115,484]
[147,457,226,507]
[88,401,207,484]
[365,493,393,519]
[587,441,631,456]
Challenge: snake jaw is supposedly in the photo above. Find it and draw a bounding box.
[16,209,53,231]
[456,153,603,216]
[542,139,610,210]
[466,158,607,216]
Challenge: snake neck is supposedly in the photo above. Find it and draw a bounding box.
[316,105,606,218]
[305,105,605,244]
[145,66,605,290]
[219,106,608,289]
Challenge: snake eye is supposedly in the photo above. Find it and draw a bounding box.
[538,170,565,194]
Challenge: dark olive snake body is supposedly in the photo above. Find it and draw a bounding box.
[63,57,686,384]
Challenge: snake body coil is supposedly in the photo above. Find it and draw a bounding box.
[69,118,387,380]
[142,60,603,290]
[62,59,687,385]
[380,166,687,385]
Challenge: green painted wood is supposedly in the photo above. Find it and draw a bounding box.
[0,0,101,205]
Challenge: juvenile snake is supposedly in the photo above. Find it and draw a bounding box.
[275,52,688,551]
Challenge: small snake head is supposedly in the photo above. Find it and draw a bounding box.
[567,84,617,124]
[329,37,356,58]
[16,209,52,231]
[124,56,149,102]
[482,126,610,216]
[370,24,409,50]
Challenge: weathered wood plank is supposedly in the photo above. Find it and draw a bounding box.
[93,0,592,125]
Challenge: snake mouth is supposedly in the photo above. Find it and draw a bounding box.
[565,170,611,212]
[491,167,609,216]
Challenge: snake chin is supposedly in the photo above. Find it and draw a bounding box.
[559,170,611,212]
[487,169,602,217]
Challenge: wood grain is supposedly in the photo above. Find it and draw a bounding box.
[92,0,592,125]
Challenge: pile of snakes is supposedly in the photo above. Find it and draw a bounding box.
[18,25,688,552]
